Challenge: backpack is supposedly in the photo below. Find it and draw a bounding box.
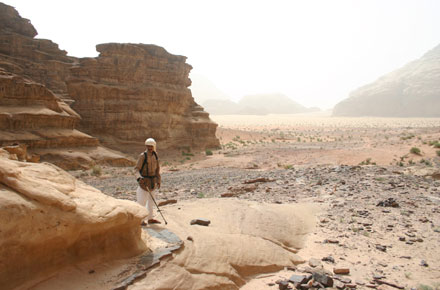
[138,151,158,191]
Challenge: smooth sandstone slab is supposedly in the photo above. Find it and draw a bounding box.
[130,198,317,290]
[0,150,148,289]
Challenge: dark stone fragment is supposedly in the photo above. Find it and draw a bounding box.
[190,218,211,226]
[376,198,399,207]
[278,280,289,290]
[322,255,335,263]
[158,199,177,206]
[312,272,334,287]
[289,274,308,284]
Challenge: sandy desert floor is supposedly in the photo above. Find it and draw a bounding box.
[64,114,440,290]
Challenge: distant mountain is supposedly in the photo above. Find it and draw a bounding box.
[238,93,315,115]
[333,44,440,117]
[202,93,319,115]
[189,73,230,104]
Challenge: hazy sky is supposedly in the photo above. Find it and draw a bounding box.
[4,0,440,109]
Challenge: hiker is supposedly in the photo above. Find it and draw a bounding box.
[135,138,161,224]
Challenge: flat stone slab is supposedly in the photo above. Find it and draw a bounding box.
[190,218,211,226]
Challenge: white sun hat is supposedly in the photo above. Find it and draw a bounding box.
[145,138,157,151]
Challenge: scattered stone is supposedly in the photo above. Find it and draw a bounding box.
[158,199,177,206]
[373,274,385,280]
[308,258,322,268]
[88,269,95,274]
[334,280,345,289]
[420,260,429,267]
[324,238,340,244]
[190,218,211,226]
[322,255,335,263]
[288,274,309,284]
[244,177,274,184]
[376,245,387,252]
[340,277,352,283]
[312,272,333,287]
[398,237,405,241]
[220,193,236,198]
[373,279,404,289]
[419,217,429,223]
[187,236,193,241]
[334,268,350,275]
[277,280,289,290]
[376,198,399,207]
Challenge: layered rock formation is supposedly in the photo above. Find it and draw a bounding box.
[333,44,440,117]
[0,149,148,289]
[0,2,75,97]
[0,68,133,169]
[67,43,219,153]
[0,2,219,165]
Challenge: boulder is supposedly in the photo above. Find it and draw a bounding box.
[0,149,148,289]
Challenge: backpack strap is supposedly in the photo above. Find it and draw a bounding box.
[139,152,148,177]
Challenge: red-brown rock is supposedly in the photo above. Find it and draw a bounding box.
[67,43,220,153]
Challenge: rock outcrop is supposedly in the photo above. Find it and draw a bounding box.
[0,2,75,98]
[0,2,219,164]
[0,149,148,289]
[131,198,315,289]
[333,44,440,117]
[67,43,219,153]
[0,69,133,169]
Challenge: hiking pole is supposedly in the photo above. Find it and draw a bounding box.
[147,188,168,225]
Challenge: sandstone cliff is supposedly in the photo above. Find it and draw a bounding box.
[0,2,75,98]
[333,44,440,117]
[0,68,134,169]
[67,43,219,153]
[0,3,136,169]
[0,2,219,165]
[0,149,148,289]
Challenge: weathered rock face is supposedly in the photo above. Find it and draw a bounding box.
[333,44,440,117]
[67,43,219,153]
[0,69,134,169]
[0,149,148,289]
[0,3,75,97]
[0,3,219,159]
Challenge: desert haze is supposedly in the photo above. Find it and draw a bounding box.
[1,2,440,290]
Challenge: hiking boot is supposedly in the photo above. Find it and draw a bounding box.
[148,219,161,224]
